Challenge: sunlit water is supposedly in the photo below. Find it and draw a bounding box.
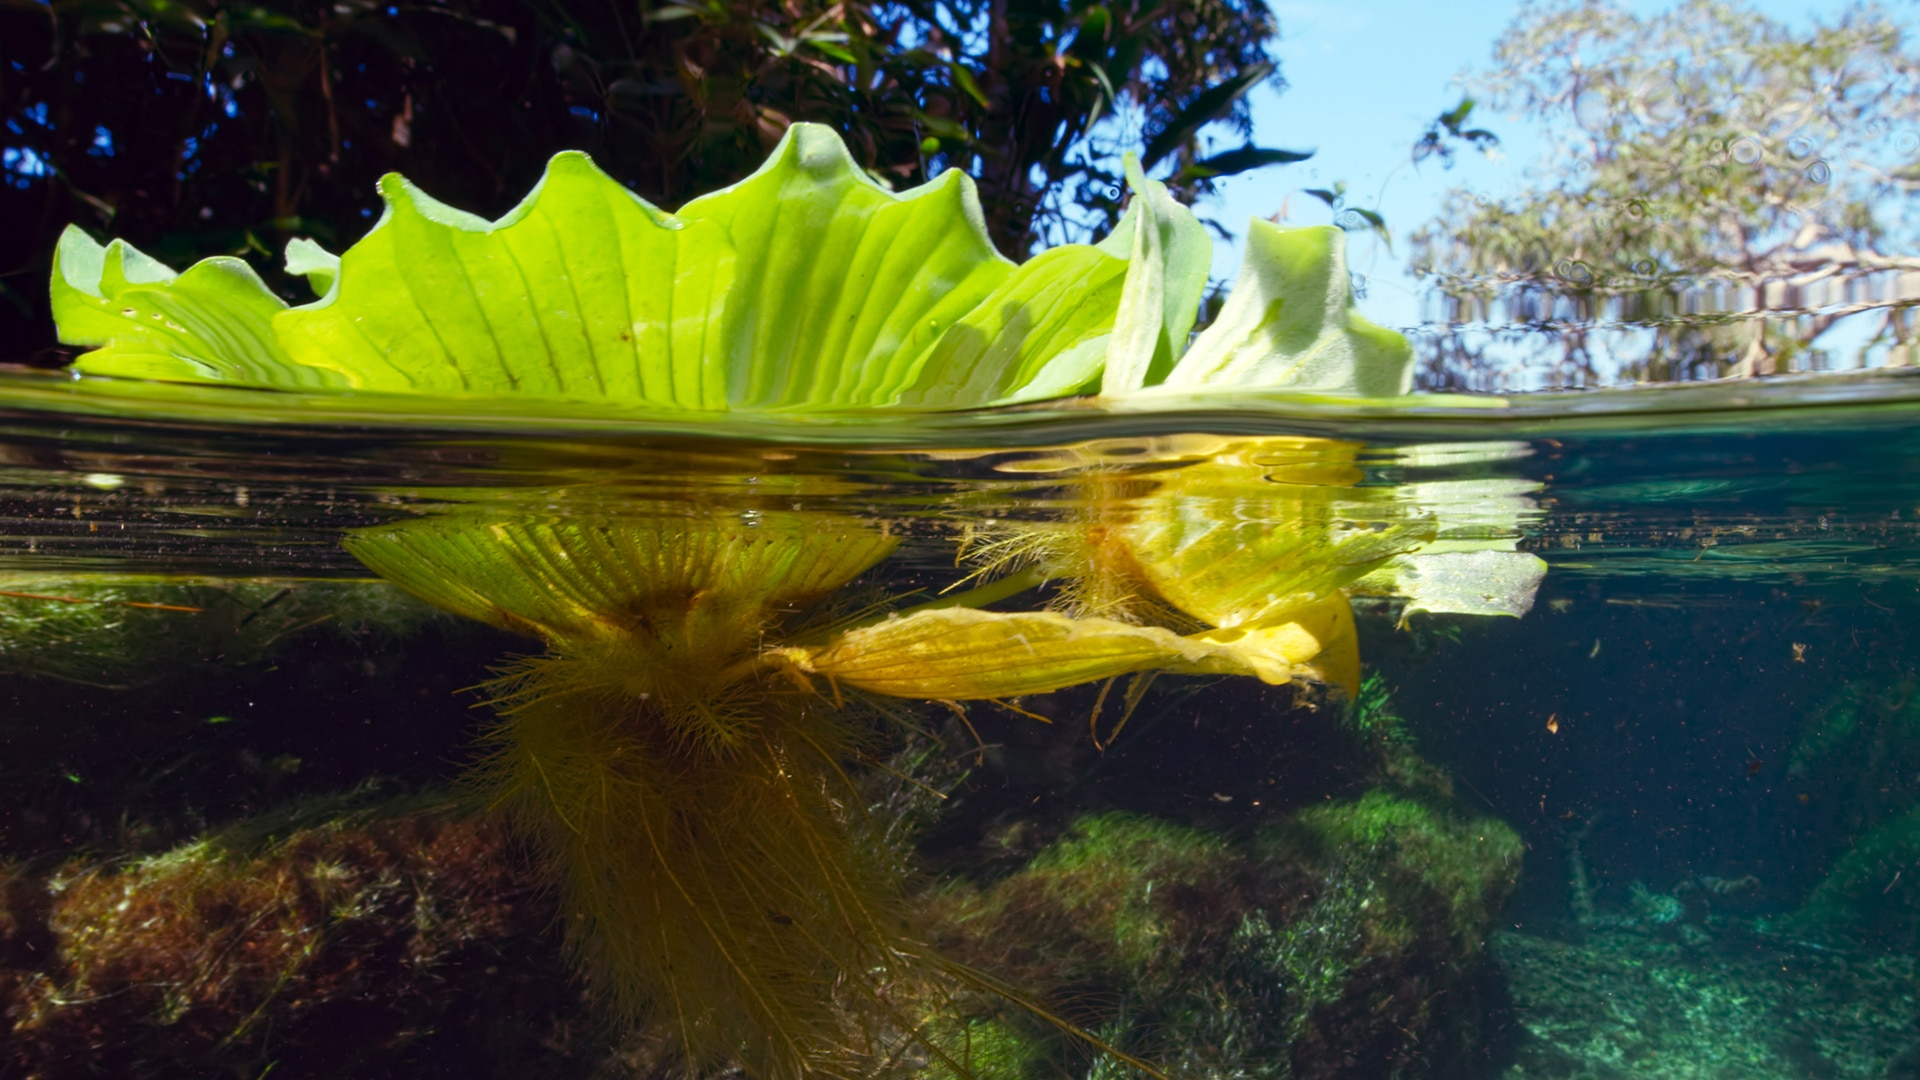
[4,378,1920,1079]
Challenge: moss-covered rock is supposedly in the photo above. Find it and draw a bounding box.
[1794,805,1920,946]
[925,792,1523,1080]
[0,809,600,1079]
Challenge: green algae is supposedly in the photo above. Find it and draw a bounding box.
[1287,790,1525,947]
[1796,805,1920,945]
[927,790,1523,1079]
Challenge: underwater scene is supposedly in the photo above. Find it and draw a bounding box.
[3,109,1920,1080]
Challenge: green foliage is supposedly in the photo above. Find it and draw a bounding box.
[1342,672,1413,747]
[50,125,1413,411]
[1413,0,1920,387]
[1,0,1299,362]
[1410,97,1500,170]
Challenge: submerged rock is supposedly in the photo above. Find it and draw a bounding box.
[1497,928,1920,1079]
[927,791,1523,1079]
[0,810,595,1079]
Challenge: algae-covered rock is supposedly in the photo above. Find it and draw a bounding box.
[1787,677,1920,839]
[926,792,1523,1079]
[1794,805,1920,947]
[0,809,597,1079]
[1782,676,1920,947]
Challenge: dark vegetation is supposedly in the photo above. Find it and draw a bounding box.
[0,0,1305,366]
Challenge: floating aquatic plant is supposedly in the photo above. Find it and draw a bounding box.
[50,124,1408,412]
[40,125,1542,1078]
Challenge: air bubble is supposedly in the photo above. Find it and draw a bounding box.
[1572,84,1611,131]
[1555,259,1595,287]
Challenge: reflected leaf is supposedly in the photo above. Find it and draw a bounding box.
[344,508,897,655]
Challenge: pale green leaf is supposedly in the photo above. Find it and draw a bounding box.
[282,237,341,298]
[1158,222,1412,397]
[1390,551,1549,619]
[1097,155,1212,395]
[52,226,337,388]
[898,245,1129,406]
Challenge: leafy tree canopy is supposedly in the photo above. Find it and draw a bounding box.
[0,0,1303,364]
[1411,0,1920,388]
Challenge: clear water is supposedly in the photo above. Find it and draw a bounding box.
[3,382,1920,1079]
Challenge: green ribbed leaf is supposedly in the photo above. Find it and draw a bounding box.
[50,125,1420,413]
[278,151,739,403]
[345,510,897,648]
[899,245,1129,406]
[54,227,332,388]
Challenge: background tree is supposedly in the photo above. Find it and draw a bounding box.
[1409,0,1920,389]
[0,0,1302,365]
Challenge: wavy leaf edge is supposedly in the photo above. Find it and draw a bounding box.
[51,123,1413,412]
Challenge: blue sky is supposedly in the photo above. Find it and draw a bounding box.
[1201,0,1848,332]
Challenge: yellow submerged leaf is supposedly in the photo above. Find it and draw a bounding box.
[1118,441,1434,631]
[346,509,896,651]
[772,605,1336,700]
